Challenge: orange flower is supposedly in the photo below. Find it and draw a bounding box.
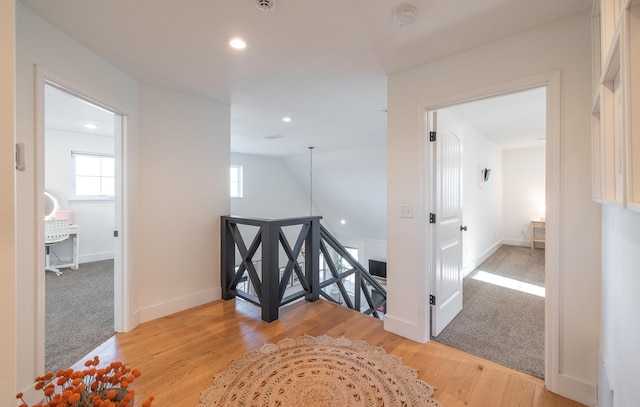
[23,356,153,407]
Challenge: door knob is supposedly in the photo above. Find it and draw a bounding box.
[460,225,468,231]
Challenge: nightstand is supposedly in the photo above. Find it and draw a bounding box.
[531,220,545,249]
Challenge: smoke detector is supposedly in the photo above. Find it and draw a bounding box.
[256,0,276,11]
[393,4,418,27]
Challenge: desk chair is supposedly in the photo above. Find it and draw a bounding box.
[45,219,70,276]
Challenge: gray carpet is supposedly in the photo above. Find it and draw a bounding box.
[433,245,545,378]
[45,259,115,373]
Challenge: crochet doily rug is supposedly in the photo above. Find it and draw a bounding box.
[198,335,442,407]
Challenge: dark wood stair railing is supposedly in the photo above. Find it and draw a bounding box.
[221,216,387,322]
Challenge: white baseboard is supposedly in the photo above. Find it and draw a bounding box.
[463,240,502,277]
[137,287,222,324]
[383,314,428,343]
[502,238,530,247]
[17,385,44,406]
[557,373,596,407]
[79,251,114,264]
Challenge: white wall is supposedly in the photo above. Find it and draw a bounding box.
[0,0,16,402]
[284,145,387,241]
[16,3,139,397]
[284,145,388,275]
[15,3,230,399]
[134,83,229,324]
[503,147,546,246]
[386,12,599,405]
[227,152,311,271]
[230,153,310,219]
[45,129,115,263]
[600,206,640,407]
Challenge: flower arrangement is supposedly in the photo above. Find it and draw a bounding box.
[16,356,154,407]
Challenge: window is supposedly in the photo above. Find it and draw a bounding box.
[230,164,243,198]
[71,152,115,199]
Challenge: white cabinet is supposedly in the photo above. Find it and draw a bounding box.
[592,0,640,211]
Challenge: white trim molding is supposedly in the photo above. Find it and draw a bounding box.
[558,373,597,407]
[419,70,562,392]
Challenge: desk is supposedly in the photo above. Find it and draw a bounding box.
[51,224,79,269]
[531,220,545,249]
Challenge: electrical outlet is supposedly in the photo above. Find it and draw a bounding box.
[400,204,413,218]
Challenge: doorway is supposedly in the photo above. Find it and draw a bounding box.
[42,82,123,372]
[428,85,548,378]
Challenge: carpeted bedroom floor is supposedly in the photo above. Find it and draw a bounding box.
[433,244,545,378]
[45,259,115,374]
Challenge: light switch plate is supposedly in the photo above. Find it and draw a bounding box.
[400,204,413,218]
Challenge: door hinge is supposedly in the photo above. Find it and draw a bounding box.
[429,131,436,142]
[114,231,119,237]
[430,295,436,305]
[429,213,436,224]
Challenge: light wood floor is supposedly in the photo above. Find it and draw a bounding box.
[76,299,586,407]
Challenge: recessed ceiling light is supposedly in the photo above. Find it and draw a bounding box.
[229,38,247,50]
[340,219,347,225]
[282,117,292,123]
[84,123,98,130]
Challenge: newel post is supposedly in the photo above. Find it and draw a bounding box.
[221,216,236,300]
[305,217,321,302]
[261,220,280,322]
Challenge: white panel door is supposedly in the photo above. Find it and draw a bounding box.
[431,111,464,337]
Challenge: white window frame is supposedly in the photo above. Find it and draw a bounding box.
[230,164,244,198]
[70,151,115,200]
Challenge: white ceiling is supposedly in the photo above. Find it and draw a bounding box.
[447,86,547,150]
[45,84,115,138]
[23,0,589,156]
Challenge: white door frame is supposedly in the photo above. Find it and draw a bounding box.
[422,71,561,391]
[34,66,130,372]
